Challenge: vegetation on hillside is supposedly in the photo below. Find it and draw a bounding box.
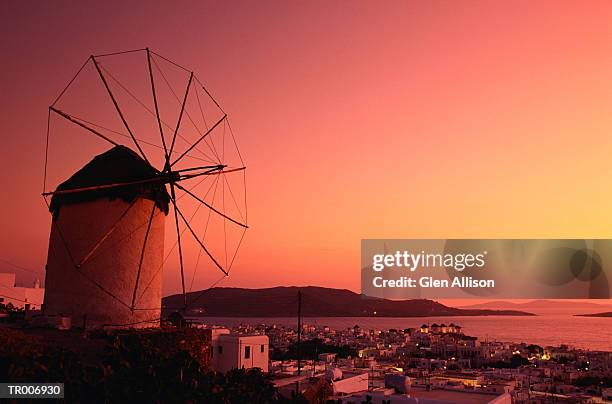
[0,327,295,403]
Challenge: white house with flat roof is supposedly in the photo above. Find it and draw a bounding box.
[0,273,44,310]
[328,370,369,395]
[211,328,269,373]
[343,387,511,404]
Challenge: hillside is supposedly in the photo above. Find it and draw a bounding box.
[162,286,535,317]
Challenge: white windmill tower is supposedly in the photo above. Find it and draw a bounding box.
[41,49,248,328]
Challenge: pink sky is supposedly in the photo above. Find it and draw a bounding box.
[2,1,612,297]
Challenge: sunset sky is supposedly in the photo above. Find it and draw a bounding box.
[2,1,612,297]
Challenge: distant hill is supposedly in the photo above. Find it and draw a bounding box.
[162,286,535,317]
[575,312,612,317]
[459,299,612,314]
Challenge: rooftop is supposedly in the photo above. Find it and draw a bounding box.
[218,333,268,341]
[410,387,505,404]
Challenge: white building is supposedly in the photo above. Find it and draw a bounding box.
[0,273,44,310]
[343,387,511,404]
[211,328,269,373]
[328,370,369,395]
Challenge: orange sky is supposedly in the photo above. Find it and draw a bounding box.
[2,1,612,297]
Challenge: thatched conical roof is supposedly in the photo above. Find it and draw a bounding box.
[49,146,170,216]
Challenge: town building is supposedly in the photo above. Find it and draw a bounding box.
[211,328,269,373]
[326,368,370,395]
[0,273,44,310]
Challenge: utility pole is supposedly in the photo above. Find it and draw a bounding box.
[313,348,317,377]
[297,289,302,376]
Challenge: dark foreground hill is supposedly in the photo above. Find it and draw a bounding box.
[162,286,534,317]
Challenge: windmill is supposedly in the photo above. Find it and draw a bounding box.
[42,48,247,328]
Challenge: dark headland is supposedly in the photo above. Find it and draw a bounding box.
[575,311,612,317]
[162,286,535,317]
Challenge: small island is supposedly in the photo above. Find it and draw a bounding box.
[575,312,612,317]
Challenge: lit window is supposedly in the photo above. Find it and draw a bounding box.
[245,346,251,359]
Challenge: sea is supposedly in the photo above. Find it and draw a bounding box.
[189,314,612,351]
